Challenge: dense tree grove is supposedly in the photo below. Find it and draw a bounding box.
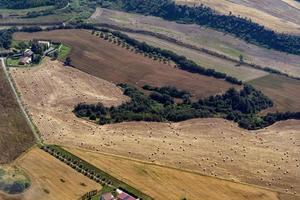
[103,0,300,55]
[0,28,16,49]
[0,0,68,9]
[142,85,191,99]
[71,84,298,130]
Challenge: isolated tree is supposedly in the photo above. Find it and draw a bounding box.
[52,51,58,60]
[18,41,28,51]
[64,57,72,66]
[239,54,244,64]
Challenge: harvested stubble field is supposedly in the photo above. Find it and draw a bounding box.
[0,147,100,200]
[176,0,300,34]
[249,74,300,113]
[92,8,300,79]
[11,59,300,199]
[14,29,235,99]
[0,60,34,164]
[66,147,281,200]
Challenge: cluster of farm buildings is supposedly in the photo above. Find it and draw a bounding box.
[18,40,56,65]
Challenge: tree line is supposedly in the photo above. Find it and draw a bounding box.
[102,0,300,55]
[72,84,300,130]
[107,30,243,85]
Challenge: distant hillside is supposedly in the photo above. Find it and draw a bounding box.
[0,0,68,9]
[104,0,300,55]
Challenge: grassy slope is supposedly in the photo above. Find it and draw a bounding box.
[0,61,35,164]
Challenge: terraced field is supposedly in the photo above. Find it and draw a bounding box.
[91,8,300,79]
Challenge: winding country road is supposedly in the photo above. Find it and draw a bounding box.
[0,58,41,144]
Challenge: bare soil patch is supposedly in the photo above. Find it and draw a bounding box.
[0,61,34,164]
[14,29,237,99]
[0,147,100,200]
[66,147,281,200]
[10,59,300,198]
[249,74,300,113]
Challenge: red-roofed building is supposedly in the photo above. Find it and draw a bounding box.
[116,189,137,200]
[100,192,115,200]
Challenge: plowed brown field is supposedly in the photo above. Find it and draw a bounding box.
[0,60,34,164]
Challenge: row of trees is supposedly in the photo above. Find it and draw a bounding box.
[72,84,298,130]
[42,145,150,200]
[0,28,16,49]
[0,24,243,85]
[104,0,300,55]
[0,0,68,9]
[107,30,243,85]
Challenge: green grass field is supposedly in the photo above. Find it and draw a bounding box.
[6,57,20,67]
[58,44,71,60]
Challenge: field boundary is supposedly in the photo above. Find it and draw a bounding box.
[0,58,41,144]
[41,145,153,200]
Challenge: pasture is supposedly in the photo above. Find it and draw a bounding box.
[14,29,236,99]
[0,60,34,164]
[66,147,282,200]
[0,147,100,200]
[92,8,300,79]
[10,58,300,199]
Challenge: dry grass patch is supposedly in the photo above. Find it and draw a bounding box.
[66,147,281,200]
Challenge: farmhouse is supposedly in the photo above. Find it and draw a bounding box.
[19,57,32,65]
[38,40,51,48]
[24,49,33,57]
